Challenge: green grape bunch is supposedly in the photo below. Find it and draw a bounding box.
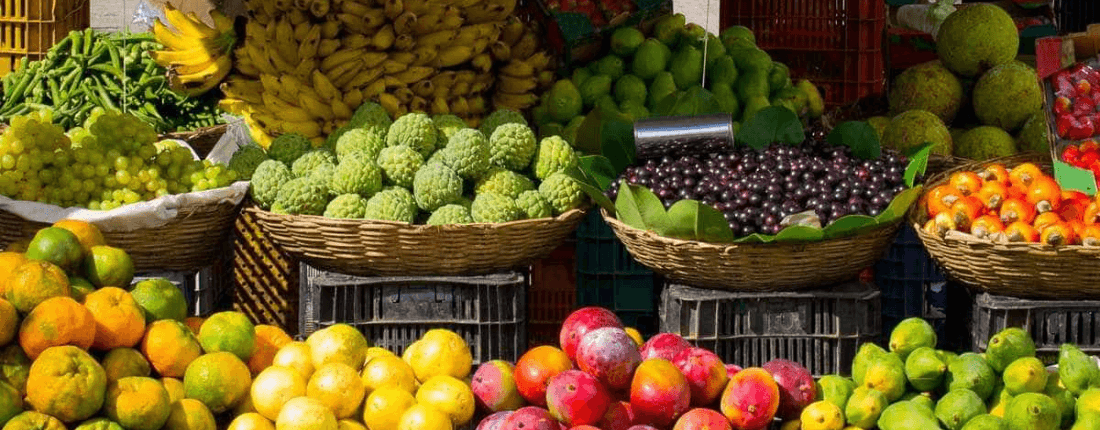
[0,108,240,210]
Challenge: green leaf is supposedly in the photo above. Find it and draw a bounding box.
[652,87,723,117]
[563,164,614,213]
[599,109,637,176]
[875,186,923,224]
[822,215,879,239]
[614,182,671,232]
[827,121,881,160]
[774,225,825,243]
[735,106,805,150]
[903,141,937,188]
[574,110,604,155]
[731,233,776,244]
[664,200,736,243]
[578,155,616,191]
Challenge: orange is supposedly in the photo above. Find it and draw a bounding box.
[248,325,293,376]
[0,344,30,396]
[141,320,202,378]
[101,347,151,384]
[197,311,256,361]
[361,355,417,396]
[251,366,307,421]
[163,399,216,430]
[69,277,96,302]
[403,329,472,382]
[130,278,188,322]
[24,226,84,273]
[19,296,96,360]
[306,363,366,419]
[0,380,22,426]
[415,375,475,425]
[182,352,252,413]
[338,421,365,430]
[184,317,204,335]
[227,413,274,430]
[275,397,337,430]
[272,342,314,381]
[52,219,106,255]
[104,376,171,430]
[0,252,27,297]
[2,411,66,430]
[0,299,18,346]
[83,246,134,289]
[74,417,125,430]
[6,260,70,314]
[363,388,417,430]
[396,404,453,430]
[305,324,369,371]
[84,287,146,350]
[161,377,185,404]
[25,345,108,423]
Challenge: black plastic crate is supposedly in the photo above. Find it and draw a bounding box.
[575,211,660,337]
[299,263,528,364]
[971,292,1100,365]
[660,281,881,377]
[1057,0,1100,34]
[873,225,949,338]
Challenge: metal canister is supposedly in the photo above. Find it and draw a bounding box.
[632,113,736,161]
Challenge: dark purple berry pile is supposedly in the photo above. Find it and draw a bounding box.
[607,139,909,237]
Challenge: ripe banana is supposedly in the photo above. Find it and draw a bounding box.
[220,78,264,104]
[510,31,538,60]
[412,81,434,98]
[321,20,342,38]
[434,45,474,68]
[495,74,535,95]
[411,46,438,66]
[417,30,456,50]
[492,92,538,109]
[372,24,396,50]
[500,15,524,46]
[394,11,417,35]
[471,53,492,73]
[320,48,365,72]
[490,40,511,62]
[410,96,429,113]
[346,66,384,89]
[394,34,416,51]
[309,0,331,17]
[363,79,387,98]
[332,99,354,119]
[378,93,403,117]
[162,4,218,39]
[391,66,435,84]
[431,96,449,114]
[299,93,337,121]
[344,88,365,108]
[168,55,232,97]
[389,51,417,65]
[318,39,341,57]
[450,97,470,115]
[499,59,534,78]
[312,70,341,102]
[343,33,372,50]
[297,25,322,59]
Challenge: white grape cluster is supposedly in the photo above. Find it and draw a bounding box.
[0,108,239,210]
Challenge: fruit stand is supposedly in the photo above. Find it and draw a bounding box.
[4,0,1100,429]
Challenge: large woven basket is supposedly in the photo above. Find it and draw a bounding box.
[601,209,903,291]
[246,204,587,277]
[0,201,241,273]
[909,152,1100,300]
[161,124,228,159]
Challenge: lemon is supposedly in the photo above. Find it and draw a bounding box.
[272,342,315,381]
[306,324,369,371]
[801,400,845,430]
[397,404,453,430]
[228,413,275,430]
[276,397,337,430]
[362,355,417,396]
[307,363,366,419]
[363,388,417,430]
[337,420,366,430]
[252,366,307,421]
[415,375,475,425]
[403,330,472,382]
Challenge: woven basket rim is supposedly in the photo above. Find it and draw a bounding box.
[245,204,589,230]
[906,151,1100,255]
[159,123,229,138]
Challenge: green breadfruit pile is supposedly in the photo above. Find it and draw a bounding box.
[249,109,589,224]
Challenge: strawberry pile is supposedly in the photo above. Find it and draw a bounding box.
[1060,139,1100,178]
[1051,63,1100,141]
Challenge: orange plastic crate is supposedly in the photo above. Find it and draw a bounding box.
[527,241,576,348]
[720,0,886,109]
[0,0,89,76]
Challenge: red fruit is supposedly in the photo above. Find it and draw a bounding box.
[719,368,781,430]
[725,364,743,380]
[672,347,728,407]
[1082,151,1100,168]
[599,401,637,430]
[576,327,642,391]
[629,359,691,428]
[560,307,624,362]
[570,426,602,430]
[1075,98,1096,116]
[1063,145,1080,165]
[547,370,612,427]
[1059,114,1076,138]
[472,360,525,413]
[1055,95,1073,114]
[478,412,515,430]
[761,358,817,420]
[1056,75,1074,96]
[515,346,575,407]
[639,333,692,362]
[1072,116,1097,141]
[672,408,733,430]
[502,407,561,430]
[1079,79,1093,96]
[626,426,659,430]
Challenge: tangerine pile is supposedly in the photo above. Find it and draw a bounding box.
[922,162,1100,246]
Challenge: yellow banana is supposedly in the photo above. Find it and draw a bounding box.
[490,40,511,62]
[277,120,323,138]
[318,39,341,57]
[362,51,389,68]
[382,76,404,88]
[309,0,330,17]
[454,70,476,83]
[339,0,373,15]
[274,19,300,64]
[321,20,342,38]
[380,60,408,74]
[537,70,555,87]
[152,20,202,51]
[432,83,450,98]
[434,45,474,68]
[344,88,365,109]
[293,0,309,10]
[325,55,363,80]
[293,21,312,41]
[463,0,513,23]
[390,66,435,84]
[236,59,261,77]
[330,61,366,89]
[272,0,292,12]
[320,48,364,72]
[261,92,305,116]
[416,30,456,49]
[500,15,524,45]
[297,25,323,59]
[499,59,534,78]
[394,87,414,104]
[248,123,274,149]
[259,74,296,103]
[431,96,450,114]
[470,75,492,93]
[394,11,417,35]
[394,34,416,51]
[492,92,538,109]
[471,53,492,73]
[495,74,535,94]
[438,13,464,31]
[411,11,442,34]
[411,80,434,98]
[168,55,232,96]
[287,8,309,24]
[346,66,383,89]
[511,32,538,59]
[468,95,487,114]
[363,79,387,98]
[221,77,264,98]
[244,21,268,46]
[337,14,371,33]
[332,99,354,119]
[299,93,336,121]
[450,81,470,96]
[251,10,272,25]
[450,97,470,115]
[312,70,341,102]
[265,44,295,73]
[389,51,416,65]
[218,98,249,115]
[150,46,216,68]
[411,46,438,66]
[293,58,318,80]
[402,0,430,15]
[410,97,429,113]
[526,51,551,70]
[371,24,396,50]
[378,93,404,117]
[343,33,372,49]
[471,37,492,55]
[243,44,278,75]
[383,0,403,19]
[163,4,219,39]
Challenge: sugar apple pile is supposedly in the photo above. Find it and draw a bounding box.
[248,103,587,224]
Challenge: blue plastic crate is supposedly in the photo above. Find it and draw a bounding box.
[575,212,660,334]
[874,224,948,333]
[576,211,653,275]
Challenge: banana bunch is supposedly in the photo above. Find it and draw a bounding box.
[151,3,237,97]
[491,15,556,112]
[224,0,527,146]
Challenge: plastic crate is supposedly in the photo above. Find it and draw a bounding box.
[527,241,577,348]
[531,0,671,66]
[719,0,886,108]
[1057,0,1100,34]
[231,206,301,334]
[0,0,90,76]
[660,281,881,377]
[575,211,660,337]
[873,225,948,334]
[971,292,1100,365]
[299,263,528,364]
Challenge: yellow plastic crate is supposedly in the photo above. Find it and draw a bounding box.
[0,0,89,76]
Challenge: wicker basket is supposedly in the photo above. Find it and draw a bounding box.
[601,209,903,291]
[161,124,228,159]
[246,204,587,277]
[0,201,241,273]
[909,152,1100,300]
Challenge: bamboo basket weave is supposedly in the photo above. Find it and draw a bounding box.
[0,201,241,272]
[161,124,228,159]
[909,152,1100,300]
[247,204,587,277]
[601,209,903,291]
